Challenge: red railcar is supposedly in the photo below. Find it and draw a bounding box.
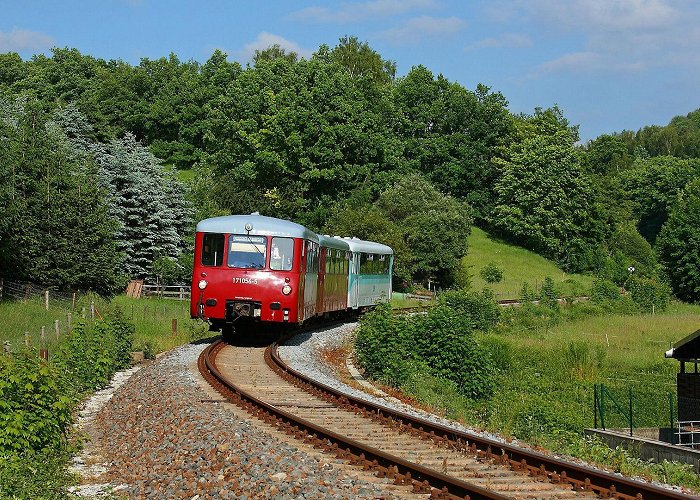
[191,213,356,337]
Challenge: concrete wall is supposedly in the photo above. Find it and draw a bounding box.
[585,428,700,472]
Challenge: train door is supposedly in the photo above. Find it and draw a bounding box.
[349,253,359,309]
[316,248,327,314]
[298,239,306,322]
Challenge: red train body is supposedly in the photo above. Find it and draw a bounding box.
[190,213,353,336]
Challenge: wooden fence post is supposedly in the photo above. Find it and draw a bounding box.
[54,319,60,339]
[90,300,95,320]
[0,278,3,301]
[44,290,49,310]
[72,292,76,310]
[179,287,184,300]
[67,313,72,332]
[40,326,46,345]
[24,332,30,347]
[171,318,177,336]
[81,307,86,319]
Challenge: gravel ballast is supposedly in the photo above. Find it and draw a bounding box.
[83,342,391,499]
[279,321,508,442]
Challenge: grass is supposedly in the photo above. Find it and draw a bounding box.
[463,227,595,299]
[359,299,700,490]
[0,294,206,356]
[480,303,700,437]
[391,292,434,309]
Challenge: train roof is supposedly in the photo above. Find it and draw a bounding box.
[342,237,393,255]
[317,235,351,251]
[196,213,319,242]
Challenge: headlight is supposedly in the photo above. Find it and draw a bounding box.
[282,284,292,295]
[198,279,208,290]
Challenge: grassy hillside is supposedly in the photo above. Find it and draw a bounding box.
[463,227,595,299]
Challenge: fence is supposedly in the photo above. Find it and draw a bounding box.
[594,383,676,441]
[0,278,101,355]
[142,283,190,300]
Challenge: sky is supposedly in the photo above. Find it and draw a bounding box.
[2,0,700,142]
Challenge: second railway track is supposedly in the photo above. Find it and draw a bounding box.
[198,329,694,499]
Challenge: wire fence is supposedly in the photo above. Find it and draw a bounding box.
[0,278,100,354]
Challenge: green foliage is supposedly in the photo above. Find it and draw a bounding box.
[490,110,607,272]
[0,352,72,454]
[328,36,396,85]
[479,262,503,283]
[325,175,471,287]
[539,276,559,309]
[376,174,472,286]
[437,289,500,332]
[562,434,700,489]
[0,98,123,293]
[657,179,700,302]
[520,282,535,302]
[355,302,496,399]
[54,315,135,393]
[618,156,700,243]
[627,276,671,312]
[0,449,78,499]
[590,278,621,304]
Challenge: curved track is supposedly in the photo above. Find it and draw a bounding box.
[199,334,694,500]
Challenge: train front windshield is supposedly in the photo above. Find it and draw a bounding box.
[227,235,267,269]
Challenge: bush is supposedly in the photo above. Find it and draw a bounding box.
[0,352,72,454]
[540,276,559,309]
[0,449,77,499]
[519,282,535,302]
[437,289,500,332]
[479,262,503,283]
[627,276,671,312]
[356,302,496,400]
[412,306,496,399]
[54,314,135,393]
[590,278,621,303]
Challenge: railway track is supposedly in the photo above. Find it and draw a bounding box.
[198,332,693,499]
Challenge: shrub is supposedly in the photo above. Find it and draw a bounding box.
[54,314,136,394]
[412,306,496,399]
[0,449,77,499]
[437,289,500,332]
[355,301,496,399]
[590,278,621,303]
[627,276,671,312]
[480,262,504,283]
[519,282,535,302]
[0,352,72,454]
[540,276,559,309]
[354,304,413,387]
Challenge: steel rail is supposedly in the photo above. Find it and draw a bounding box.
[268,341,694,500]
[199,339,509,499]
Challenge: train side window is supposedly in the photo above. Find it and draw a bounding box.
[270,237,294,271]
[201,233,225,266]
[306,242,319,273]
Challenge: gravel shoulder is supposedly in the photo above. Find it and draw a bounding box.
[72,340,409,499]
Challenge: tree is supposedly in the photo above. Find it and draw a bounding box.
[392,66,512,218]
[376,174,471,286]
[95,133,191,279]
[490,111,607,271]
[328,36,396,85]
[657,179,700,302]
[253,44,298,65]
[618,156,700,243]
[585,134,633,175]
[0,98,122,293]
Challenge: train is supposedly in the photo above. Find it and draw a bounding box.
[190,213,393,337]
